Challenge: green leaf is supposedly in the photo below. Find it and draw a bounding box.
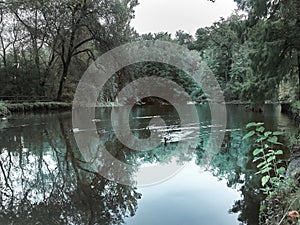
[256,136,267,142]
[270,177,280,185]
[267,136,282,145]
[261,162,272,170]
[265,152,274,157]
[243,130,255,140]
[257,161,267,168]
[246,122,264,128]
[273,131,284,136]
[275,150,283,155]
[267,156,276,163]
[253,148,264,156]
[264,131,272,137]
[261,175,270,186]
[256,126,265,133]
[267,136,277,143]
[261,187,272,195]
[261,167,272,174]
[276,167,286,175]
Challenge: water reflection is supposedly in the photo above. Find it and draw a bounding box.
[92,105,209,185]
[0,113,141,225]
[206,130,262,224]
[0,104,296,225]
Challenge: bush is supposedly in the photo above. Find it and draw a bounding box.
[243,122,300,225]
[243,122,286,195]
[0,102,10,117]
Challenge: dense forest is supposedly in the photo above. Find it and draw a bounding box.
[1,1,300,225]
[0,0,299,106]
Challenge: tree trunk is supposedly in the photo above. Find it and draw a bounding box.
[297,51,300,100]
[56,65,68,101]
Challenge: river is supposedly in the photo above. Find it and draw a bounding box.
[0,104,297,225]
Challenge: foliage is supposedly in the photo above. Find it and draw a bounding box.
[243,122,286,195]
[0,0,138,101]
[0,101,10,117]
[207,0,300,104]
[291,101,300,114]
[259,179,300,225]
[242,122,300,225]
[192,15,248,101]
[0,0,299,106]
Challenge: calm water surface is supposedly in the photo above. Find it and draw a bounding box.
[0,104,297,225]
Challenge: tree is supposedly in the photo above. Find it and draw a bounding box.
[175,30,193,48]
[245,0,300,101]
[192,14,247,100]
[0,0,139,101]
[208,0,300,103]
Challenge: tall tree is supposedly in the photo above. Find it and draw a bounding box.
[0,0,138,100]
[193,14,246,100]
[209,0,300,102]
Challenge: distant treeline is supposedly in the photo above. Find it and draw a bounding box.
[0,0,299,105]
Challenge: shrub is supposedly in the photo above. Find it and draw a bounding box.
[0,102,10,117]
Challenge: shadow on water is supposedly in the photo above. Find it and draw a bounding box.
[0,104,297,224]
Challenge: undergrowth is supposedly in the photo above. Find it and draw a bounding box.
[243,122,300,225]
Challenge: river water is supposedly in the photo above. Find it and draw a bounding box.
[0,104,297,225]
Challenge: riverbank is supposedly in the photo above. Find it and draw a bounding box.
[0,101,127,116]
[281,101,300,125]
[260,144,300,225]
[259,101,300,225]
[0,101,72,116]
[0,100,286,117]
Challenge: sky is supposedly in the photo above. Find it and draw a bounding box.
[126,163,240,225]
[131,0,237,36]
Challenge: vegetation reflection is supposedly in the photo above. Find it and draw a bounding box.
[0,114,141,225]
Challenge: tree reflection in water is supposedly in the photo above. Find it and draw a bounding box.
[0,107,290,225]
[195,130,263,225]
[0,114,141,225]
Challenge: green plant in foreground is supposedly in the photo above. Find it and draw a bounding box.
[243,122,286,195]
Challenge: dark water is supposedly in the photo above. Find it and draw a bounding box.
[0,104,297,225]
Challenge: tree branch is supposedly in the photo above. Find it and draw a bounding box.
[72,48,94,59]
[71,37,94,53]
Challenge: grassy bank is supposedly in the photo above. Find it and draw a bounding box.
[0,101,72,115]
